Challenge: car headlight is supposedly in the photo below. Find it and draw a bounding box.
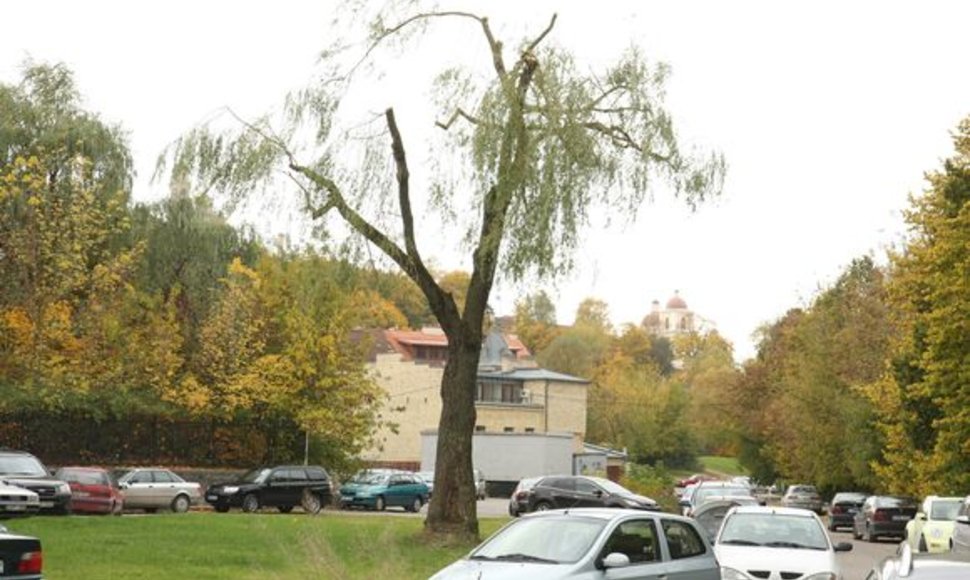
[720,567,752,580]
[930,528,943,538]
[223,486,239,494]
[803,573,837,580]
[57,483,71,494]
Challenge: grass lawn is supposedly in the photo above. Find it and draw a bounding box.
[698,455,746,476]
[8,511,507,579]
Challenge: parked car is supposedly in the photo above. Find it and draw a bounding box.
[508,476,543,517]
[715,505,851,580]
[0,482,40,517]
[677,473,714,489]
[691,497,760,542]
[117,468,203,513]
[868,542,970,579]
[827,491,867,531]
[430,508,720,580]
[54,466,123,515]
[205,465,332,514]
[526,475,659,513]
[416,471,434,497]
[0,523,43,579]
[853,495,918,542]
[0,450,72,514]
[780,484,824,514]
[339,470,428,512]
[904,495,963,553]
[679,481,755,517]
[947,496,970,554]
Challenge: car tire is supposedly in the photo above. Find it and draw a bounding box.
[828,520,836,531]
[214,505,230,513]
[407,496,423,513]
[865,524,875,543]
[301,491,322,515]
[534,501,553,511]
[918,535,928,552]
[375,496,386,511]
[852,525,861,540]
[242,493,260,513]
[278,506,294,513]
[171,495,190,514]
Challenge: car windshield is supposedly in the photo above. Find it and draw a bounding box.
[0,456,47,477]
[471,516,607,564]
[239,468,271,484]
[789,486,817,494]
[58,469,110,486]
[590,478,631,496]
[833,493,866,503]
[930,499,963,520]
[695,487,751,503]
[351,471,390,484]
[878,497,917,508]
[719,513,829,550]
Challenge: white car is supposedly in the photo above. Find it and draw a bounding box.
[0,482,40,516]
[715,506,852,580]
[431,507,720,580]
[117,468,203,513]
[904,495,963,553]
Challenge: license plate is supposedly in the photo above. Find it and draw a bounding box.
[893,515,909,521]
[848,509,857,514]
[206,495,217,501]
[40,501,53,508]
[7,505,25,511]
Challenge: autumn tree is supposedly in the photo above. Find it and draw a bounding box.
[868,117,970,495]
[159,5,723,538]
[513,290,559,354]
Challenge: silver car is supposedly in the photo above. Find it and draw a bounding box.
[0,482,40,517]
[117,468,203,513]
[430,508,720,580]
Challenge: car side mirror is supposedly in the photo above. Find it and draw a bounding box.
[679,499,690,507]
[601,553,631,569]
[956,515,970,525]
[917,512,927,521]
[834,542,853,552]
[118,482,128,490]
[593,490,603,497]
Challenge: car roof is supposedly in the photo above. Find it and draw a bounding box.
[728,505,819,517]
[523,507,694,523]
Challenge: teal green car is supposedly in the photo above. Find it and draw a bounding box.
[339,470,429,512]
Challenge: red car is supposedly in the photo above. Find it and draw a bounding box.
[53,467,123,515]
[677,473,715,488]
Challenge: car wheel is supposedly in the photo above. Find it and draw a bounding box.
[852,524,861,540]
[375,496,386,511]
[865,524,875,543]
[918,535,928,552]
[534,501,553,512]
[242,493,260,513]
[301,491,322,515]
[407,496,423,513]
[171,495,190,514]
[828,520,836,531]
[278,506,294,513]
[214,505,230,513]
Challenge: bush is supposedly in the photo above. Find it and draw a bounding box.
[619,462,680,513]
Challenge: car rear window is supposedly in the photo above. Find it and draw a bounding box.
[306,467,329,481]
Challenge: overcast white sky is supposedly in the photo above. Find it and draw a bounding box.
[3,1,969,362]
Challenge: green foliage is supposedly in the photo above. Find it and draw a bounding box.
[620,463,679,513]
[867,117,970,495]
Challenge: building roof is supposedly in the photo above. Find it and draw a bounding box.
[666,291,688,310]
[582,442,629,459]
[356,327,532,362]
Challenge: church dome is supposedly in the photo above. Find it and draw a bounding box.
[666,292,687,310]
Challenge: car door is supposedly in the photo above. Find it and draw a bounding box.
[598,518,670,580]
[262,469,290,507]
[952,500,970,553]
[387,474,410,507]
[659,518,720,580]
[151,470,178,507]
[122,470,154,508]
[545,477,579,508]
[574,477,606,507]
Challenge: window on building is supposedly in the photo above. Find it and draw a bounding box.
[475,378,524,404]
[503,426,514,433]
[525,427,535,433]
[475,425,486,432]
[414,345,448,362]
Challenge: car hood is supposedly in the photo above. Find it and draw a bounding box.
[715,544,838,576]
[430,558,578,580]
[3,476,66,487]
[923,520,956,539]
[340,482,384,494]
[617,493,658,507]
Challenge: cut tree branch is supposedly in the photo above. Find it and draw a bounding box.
[434,107,481,130]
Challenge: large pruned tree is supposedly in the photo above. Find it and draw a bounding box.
[158,5,724,539]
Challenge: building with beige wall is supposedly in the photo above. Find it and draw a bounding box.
[359,327,589,471]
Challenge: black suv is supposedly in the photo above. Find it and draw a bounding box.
[205,465,332,514]
[0,450,72,514]
[525,475,660,513]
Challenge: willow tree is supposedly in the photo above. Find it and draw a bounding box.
[158,6,724,538]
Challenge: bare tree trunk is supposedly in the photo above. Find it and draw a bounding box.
[425,329,480,540]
